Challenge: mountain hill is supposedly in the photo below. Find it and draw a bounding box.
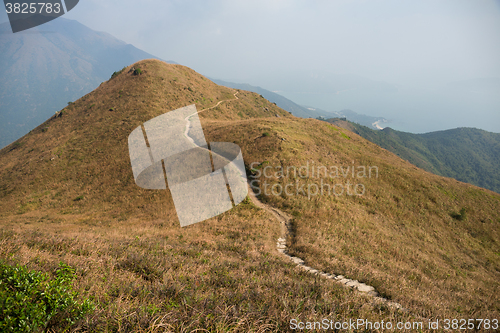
[0,60,499,331]
[327,118,500,194]
[0,18,174,149]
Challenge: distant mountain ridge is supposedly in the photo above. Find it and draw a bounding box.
[327,118,500,194]
[305,107,388,129]
[211,78,388,129]
[210,78,316,118]
[0,18,175,148]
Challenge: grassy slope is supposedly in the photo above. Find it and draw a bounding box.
[327,119,500,194]
[0,60,499,331]
[205,118,500,319]
[0,59,289,222]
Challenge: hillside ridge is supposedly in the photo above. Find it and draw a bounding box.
[327,118,500,194]
[0,59,499,330]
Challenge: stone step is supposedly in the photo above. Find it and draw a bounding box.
[345,280,359,287]
[356,284,375,293]
[290,257,305,265]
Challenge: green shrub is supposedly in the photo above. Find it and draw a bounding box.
[133,68,142,76]
[73,195,84,201]
[8,142,23,152]
[111,66,127,79]
[0,262,94,333]
[262,132,270,137]
[451,207,467,221]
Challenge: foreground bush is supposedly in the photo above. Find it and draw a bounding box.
[0,262,94,333]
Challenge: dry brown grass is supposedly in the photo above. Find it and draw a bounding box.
[204,117,500,320]
[0,59,289,222]
[0,196,414,332]
[0,60,499,331]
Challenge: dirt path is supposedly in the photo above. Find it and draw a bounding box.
[246,187,405,310]
[184,91,239,143]
[199,91,239,113]
[184,89,405,311]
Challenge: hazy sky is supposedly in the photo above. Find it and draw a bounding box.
[2,0,499,131]
[53,0,500,86]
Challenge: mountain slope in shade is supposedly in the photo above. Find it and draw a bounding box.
[0,18,175,149]
[327,118,500,194]
[0,60,499,330]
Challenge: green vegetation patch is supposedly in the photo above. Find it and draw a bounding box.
[110,66,127,79]
[0,262,94,333]
[326,124,339,132]
[326,119,500,194]
[450,207,468,221]
[73,195,84,202]
[340,132,351,140]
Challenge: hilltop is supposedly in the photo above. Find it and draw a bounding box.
[0,60,499,331]
[0,59,289,221]
[327,118,500,194]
